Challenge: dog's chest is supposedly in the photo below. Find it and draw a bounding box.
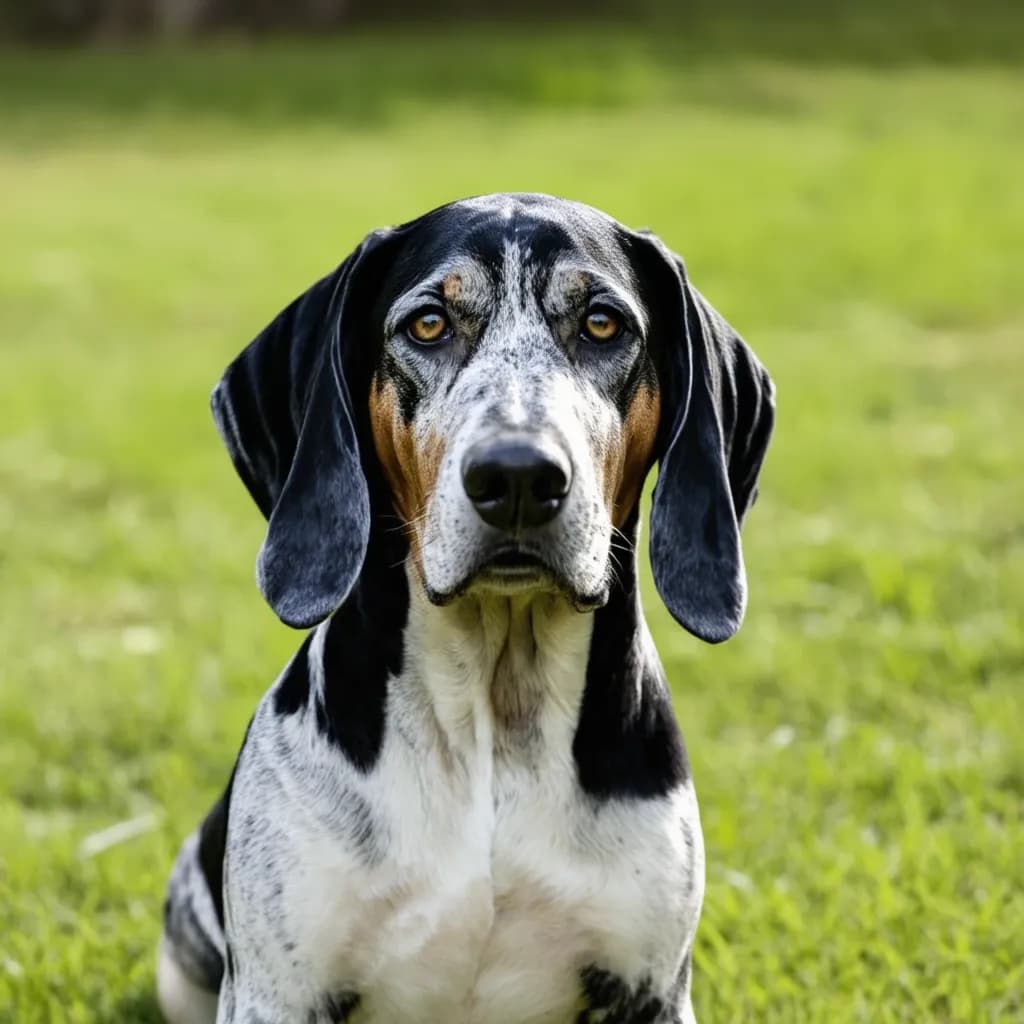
[279,736,699,1024]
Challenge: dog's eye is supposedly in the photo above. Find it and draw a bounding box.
[406,311,451,345]
[581,309,622,343]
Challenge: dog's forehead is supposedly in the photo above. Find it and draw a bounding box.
[382,194,637,302]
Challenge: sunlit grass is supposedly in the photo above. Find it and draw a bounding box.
[1,28,1022,1022]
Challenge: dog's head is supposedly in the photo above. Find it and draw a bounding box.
[213,194,774,642]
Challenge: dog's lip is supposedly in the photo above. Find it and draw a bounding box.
[424,544,608,611]
[476,545,552,577]
[482,547,549,573]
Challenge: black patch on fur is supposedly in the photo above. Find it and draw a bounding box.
[314,467,409,773]
[273,632,314,716]
[323,991,361,1023]
[195,795,230,935]
[412,202,575,304]
[578,965,673,1024]
[611,348,658,422]
[256,429,408,775]
[574,513,689,800]
[162,889,224,992]
[376,347,421,422]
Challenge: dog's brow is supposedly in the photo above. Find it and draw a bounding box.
[385,260,491,334]
[545,263,648,335]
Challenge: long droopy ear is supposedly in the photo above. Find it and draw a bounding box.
[644,239,776,643]
[210,230,398,628]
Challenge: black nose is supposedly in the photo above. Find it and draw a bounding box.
[462,439,572,530]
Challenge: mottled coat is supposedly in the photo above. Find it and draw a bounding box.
[159,194,775,1024]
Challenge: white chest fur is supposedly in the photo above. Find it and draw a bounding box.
[221,591,704,1023]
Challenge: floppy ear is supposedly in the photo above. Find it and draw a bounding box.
[211,230,398,628]
[645,243,775,643]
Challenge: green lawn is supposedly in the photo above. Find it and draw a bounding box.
[1,23,1022,1023]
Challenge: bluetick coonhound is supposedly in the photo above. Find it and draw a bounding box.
[158,193,775,1024]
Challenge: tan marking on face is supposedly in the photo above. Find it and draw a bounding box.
[442,270,488,336]
[564,269,591,290]
[442,272,464,302]
[605,385,661,528]
[369,378,445,572]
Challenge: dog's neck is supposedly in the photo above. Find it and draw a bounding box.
[313,508,687,797]
[403,581,597,756]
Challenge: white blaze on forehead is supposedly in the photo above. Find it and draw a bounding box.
[499,240,532,310]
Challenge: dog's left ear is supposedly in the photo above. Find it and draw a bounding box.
[211,228,402,629]
[637,235,776,643]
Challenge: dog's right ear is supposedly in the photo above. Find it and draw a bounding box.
[211,229,401,629]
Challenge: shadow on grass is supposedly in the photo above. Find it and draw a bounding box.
[109,988,163,1023]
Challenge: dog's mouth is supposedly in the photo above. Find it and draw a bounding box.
[424,544,609,611]
[481,547,550,576]
[471,547,557,595]
[431,544,561,602]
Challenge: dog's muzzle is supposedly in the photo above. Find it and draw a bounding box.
[461,435,572,531]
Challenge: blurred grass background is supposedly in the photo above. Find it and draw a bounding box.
[1,4,1023,1021]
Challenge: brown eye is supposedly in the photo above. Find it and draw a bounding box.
[407,311,450,345]
[582,309,622,343]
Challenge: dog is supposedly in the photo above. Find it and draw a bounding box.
[157,193,775,1024]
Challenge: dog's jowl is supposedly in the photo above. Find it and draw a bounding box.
[158,194,775,1024]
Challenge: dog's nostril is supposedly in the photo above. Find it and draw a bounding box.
[463,462,509,506]
[530,461,570,504]
[462,440,572,530]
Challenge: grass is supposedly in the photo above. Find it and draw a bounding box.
[1,19,1022,1023]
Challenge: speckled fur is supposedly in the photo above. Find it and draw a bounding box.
[382,237,652,609]
[158,194,775,1024]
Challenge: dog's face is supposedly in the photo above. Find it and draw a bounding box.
[368,197,660,610]
[212,194,775,642]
